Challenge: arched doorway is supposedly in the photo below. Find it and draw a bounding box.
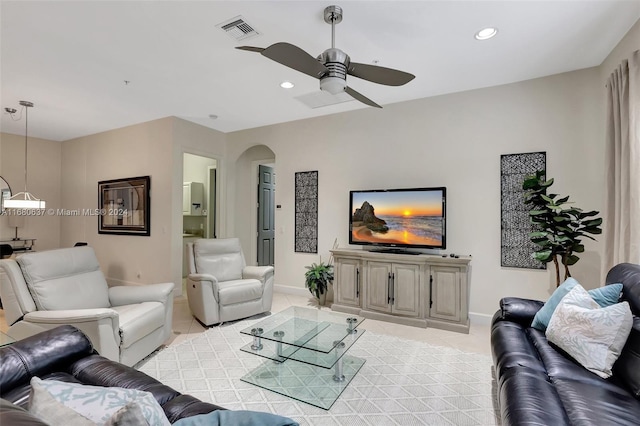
[235,145,276,267]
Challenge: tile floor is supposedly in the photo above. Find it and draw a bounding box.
[0,291,492,356]
[168,291,493,356]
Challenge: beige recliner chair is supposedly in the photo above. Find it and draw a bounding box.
[186,238,274,326]
[0,246,174,366]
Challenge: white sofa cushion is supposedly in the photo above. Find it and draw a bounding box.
[112,302,165,348]
[218,279,263,305]
[17,247,110,311]
[193,239,244,282]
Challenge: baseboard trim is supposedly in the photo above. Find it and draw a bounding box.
[274,284,310,297]
[469,312,493,326]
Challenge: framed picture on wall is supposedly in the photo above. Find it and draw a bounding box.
[98,176,150,236]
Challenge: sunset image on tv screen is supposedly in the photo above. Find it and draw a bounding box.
[351,190,444,247]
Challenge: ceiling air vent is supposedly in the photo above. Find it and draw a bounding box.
[217,16,260,42]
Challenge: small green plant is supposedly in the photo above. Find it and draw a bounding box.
[304,261,334,300]
[523,170,603,287]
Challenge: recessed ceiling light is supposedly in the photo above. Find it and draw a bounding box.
[280,81,294,89]
[475,27,498,40]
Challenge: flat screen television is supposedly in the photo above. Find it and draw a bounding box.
[349,187,446,251]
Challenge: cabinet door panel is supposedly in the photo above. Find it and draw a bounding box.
[335,258,361,307]
[182,184,190,214]
[392,263,420,317]
[430,266,461,321]
[365,261,392,313]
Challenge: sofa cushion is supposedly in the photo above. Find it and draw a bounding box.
[217,279,263,305]
[193,239,244,282]
[531,277,623,331]
[17,247,110,310]
[546,284,633,378]
[553,377,640,425]
[527,328,605,385]
[28,377,170,425]
[111,302,165,349]
[613,317,640,397]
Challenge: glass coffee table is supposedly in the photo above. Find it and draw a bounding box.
[239,306,366,409]
[0,331,15,347]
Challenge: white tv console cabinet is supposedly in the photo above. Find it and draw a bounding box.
[330,249,471,333]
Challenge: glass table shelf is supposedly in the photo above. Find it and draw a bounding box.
[241,354,366,410]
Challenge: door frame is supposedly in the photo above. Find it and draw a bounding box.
[250,158,275,266]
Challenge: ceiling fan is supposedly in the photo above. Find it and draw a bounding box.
[236,5,415,108]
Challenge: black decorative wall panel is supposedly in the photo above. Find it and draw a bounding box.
[294,171,318,253]
[501,152,546,269]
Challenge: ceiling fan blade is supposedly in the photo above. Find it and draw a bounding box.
[261,42,329,79]
[345,86,382,108]
[235,46,265,53]
[348,62,415,86]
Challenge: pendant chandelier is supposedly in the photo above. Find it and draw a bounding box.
[4,101,46,209]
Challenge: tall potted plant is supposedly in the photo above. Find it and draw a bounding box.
[523,170,603,287]
[304,260,334,306]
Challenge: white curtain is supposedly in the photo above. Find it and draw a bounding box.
[604,49,640,267]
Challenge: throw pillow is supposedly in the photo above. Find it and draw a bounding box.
[104,402,150,426]
[531,277,623,331]
[1,398,50,426]
[28,377,170,426]
[173,410,300,426]
[28,381,95,425]
[546,284,633,378]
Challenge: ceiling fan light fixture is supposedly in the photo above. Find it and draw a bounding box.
[280,81,295,89]
[475,27,498,40]
[320,76,346,95]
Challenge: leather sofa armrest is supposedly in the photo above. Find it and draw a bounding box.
[108,282,175,306]
[0,325,94,393]
[242,266,274,281]
[493,297,544,327]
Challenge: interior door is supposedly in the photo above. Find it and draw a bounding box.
[257,165,275,266]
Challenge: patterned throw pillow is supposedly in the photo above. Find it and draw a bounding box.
[531,277,623,331]
[28,377,169,426]
[546,284,633,378]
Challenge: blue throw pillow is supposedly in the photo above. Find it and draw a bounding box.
[531,278,623,331]
[590,283,624,307]
[174,410,299,426]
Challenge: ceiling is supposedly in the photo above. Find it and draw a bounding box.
[1,1,639,142]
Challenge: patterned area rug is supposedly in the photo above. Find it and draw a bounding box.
[138,316,500,425]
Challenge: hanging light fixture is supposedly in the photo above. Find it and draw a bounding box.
[4,101,46,209]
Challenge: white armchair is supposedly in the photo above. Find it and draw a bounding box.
[186,238,274,326]
[0,246,174,366]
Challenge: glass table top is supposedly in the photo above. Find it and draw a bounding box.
[0,331,15,347]
[240,306,364,353]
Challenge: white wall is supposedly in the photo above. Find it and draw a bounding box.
[171,118,226,292]
[0,133,62,250]
[227,66,604,318]
[59,118,174,286]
